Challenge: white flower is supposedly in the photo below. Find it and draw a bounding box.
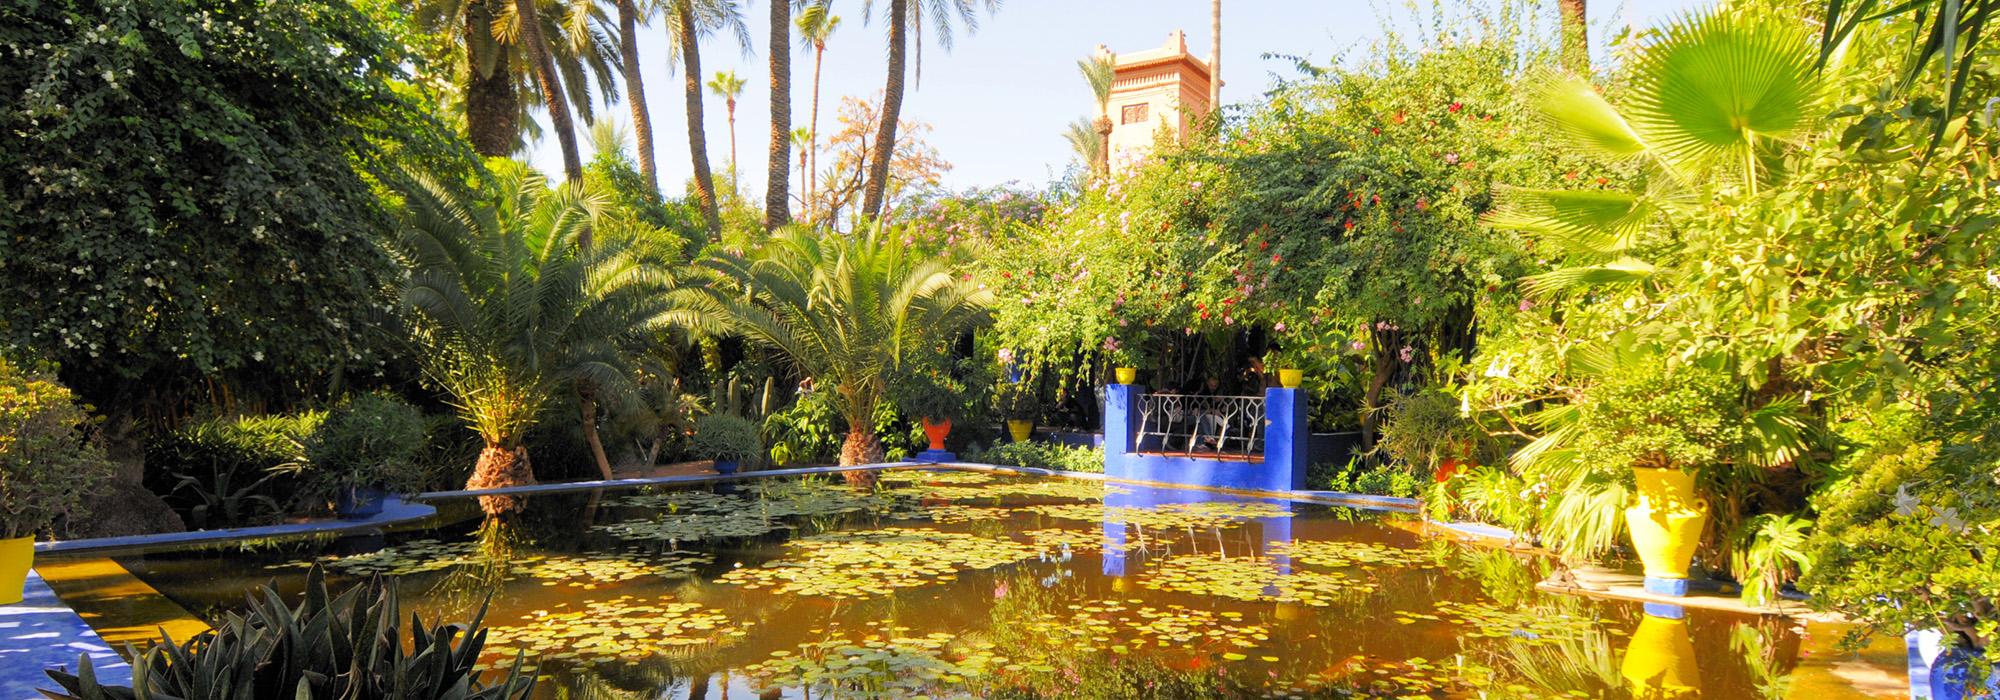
[1929,506,1968,534]
[1893,484,1921,517]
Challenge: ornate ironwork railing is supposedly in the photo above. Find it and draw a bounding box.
[1134,393,1265,460]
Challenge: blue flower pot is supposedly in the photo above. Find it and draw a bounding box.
[336,486,387,520]
[713,459,739,475]
[1931,645,2000,700]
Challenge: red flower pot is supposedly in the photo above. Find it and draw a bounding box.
[922,418,952,451]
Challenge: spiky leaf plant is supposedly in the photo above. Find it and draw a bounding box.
[41,567,533,699]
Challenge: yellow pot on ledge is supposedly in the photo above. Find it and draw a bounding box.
[0,536,34,605]
[1621,612,1701,699]
[1277,368,1304,389]
[1114,367,1138,385]
[1625,467,1709,581]
[1006,419,1033,443]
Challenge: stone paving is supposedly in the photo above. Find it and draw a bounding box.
[0,571,130,699]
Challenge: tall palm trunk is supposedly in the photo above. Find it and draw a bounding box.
[859,0,906,221]
[725,97,738,194]
[807,41,826,212]
[1208,0,1221,110]
[676,0,722,235]
[617,0,659,195]
[468,443,535,515]
[464,0,518,157]
[765,0,792,228]
[1559,0,1588,73]
[514,0,584,183]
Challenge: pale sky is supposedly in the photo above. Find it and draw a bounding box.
[525,0,1709,200]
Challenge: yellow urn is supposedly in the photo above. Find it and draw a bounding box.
[1277,368,1304,389]
[1621,612,1701,699]
[1007,419,1034,443]
[0,536,34,605]
[1114,367,1138,385]
[1625,467,1709,581]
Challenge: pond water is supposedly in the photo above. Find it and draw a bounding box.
[54,469,1864,698]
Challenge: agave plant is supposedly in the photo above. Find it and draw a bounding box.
[677,225,990,485]
[398,162,682,513]
[42,567,534,699]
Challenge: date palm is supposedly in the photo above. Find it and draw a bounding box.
[678,226,990,484]
[764,0,795,229]
[796,3,840,216]
[1559,0,1586,73]
[1062,117,1102,176]
[509,0,587,181]
[666,0,750,236]
[708,70,747,195]
[411,0,622,159]
[1078,53,1114,178]
[858,0,997,220]
[396,164,680,513]
[611,0,661,193]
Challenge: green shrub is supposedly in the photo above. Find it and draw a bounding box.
[691,414,761,463]
[765,394,840,467]
[1306,457,1418,499]
[0,359,117,539]
[969,441,1105,474]
[147,411,324,528]
[43,568,535,699]
[303,392,429,497]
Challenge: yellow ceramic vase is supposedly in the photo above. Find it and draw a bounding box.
[1114,367,1138,385]
[1620,613,1701,699]
[0,536,34,605]
[1007,419,1033,443]
[1625,467,1709,580]
[1278,368,1304,389]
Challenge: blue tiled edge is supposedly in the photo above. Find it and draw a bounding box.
[37,497,437,555]
[0,572,131,699]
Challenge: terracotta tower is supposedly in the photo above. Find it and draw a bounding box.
[1098,31,1213,174]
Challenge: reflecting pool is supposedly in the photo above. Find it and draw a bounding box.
[46,469,1888,698]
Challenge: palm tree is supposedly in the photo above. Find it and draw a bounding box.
[791,126,813,212]
[396,164,680,513]
[411,0,623,159]
[679,226,990,485]
[1208,0,1220,110]
[1559,0,1587,73]
[511,0,587,182]
[764,0,795,229]
[859,0,997,221]
[795,4,840,212]
[1819,0,1992,148]
[667,0,750,237]
[1062,117,1102,176]
[1078,53,1114,178]
[612,0,660,193]
[707,70,747,195]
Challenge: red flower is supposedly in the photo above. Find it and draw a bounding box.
[1449,102,1464,113]
[1272,254,1283,263]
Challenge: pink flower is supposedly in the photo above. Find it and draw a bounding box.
[1350,340,1365,352]
[1518,298,1533,311]
[1399,345,1416,363]
[1274,322,1287,332]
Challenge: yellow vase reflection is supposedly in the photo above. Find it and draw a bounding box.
[1621,611,1701,699]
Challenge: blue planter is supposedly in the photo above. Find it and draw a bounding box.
[713,459,740,475]
[1931,646,2000,700]
[335,486,387,520]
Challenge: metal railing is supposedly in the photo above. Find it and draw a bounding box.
[1134,393,1265,460]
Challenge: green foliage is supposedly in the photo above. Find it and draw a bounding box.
[42,568,535,699]
[765,392,841,467]
[682,225,991,465]
[302,392,430,496]
[148,412,323,529]
[967,442,1105,474]
[1373,389,1483,473]
[1307,458,1420,499]
[1569,363,1746,471]
[691,414,762,463]
[397,162,681,457]
[0,0,467,412]
[0,359,116,539]
[1733,513,1813,608]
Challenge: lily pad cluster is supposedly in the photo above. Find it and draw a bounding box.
[484,595,747,665]
[1019,528,1110,553]
[1141,552,1364,605]
[594,509,786,542]
[1025,500,1294,531]
[280,539,481,576]
[922,504,1013,524]
[611,490,746,513]
[715,528,1042,599]
[1394,600,1614,646]
[743,622,1008,696]
[887,478,1131,503]
[504,551,714,587]
[879,470,996,485]
[1019,601,1271,658]
[1266,539,1432,569]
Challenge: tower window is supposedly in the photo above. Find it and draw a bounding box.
[1121,104,1150,124]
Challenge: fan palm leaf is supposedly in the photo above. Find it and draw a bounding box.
[1627,11,1820,186]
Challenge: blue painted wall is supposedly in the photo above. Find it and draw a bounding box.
[1102,384,1308,492]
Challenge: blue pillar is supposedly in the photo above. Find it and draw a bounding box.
[1264,387,1309,491]
[1103,383,1140,476]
